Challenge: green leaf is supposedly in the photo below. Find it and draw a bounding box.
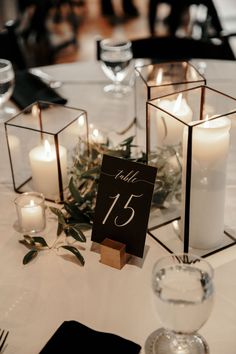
[32,237,48,248]
[57,222,64,236]
[23,234,35,245]
[67,208,91,224]
[49,206,66,224]
[81,166,100,178]
[69,177,83,203]
[60,245,85,266]
[119,136,135,146]
[19,239,33,249]
[23,249,38,265]
[64,202,81,220]
[67,225,86,242]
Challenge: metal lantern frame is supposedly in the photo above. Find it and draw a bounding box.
[5,101,89,203]
[146,85,236,257]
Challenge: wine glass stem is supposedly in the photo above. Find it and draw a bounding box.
[113,80,121,92]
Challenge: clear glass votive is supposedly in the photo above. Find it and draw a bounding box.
[14,192,46,234]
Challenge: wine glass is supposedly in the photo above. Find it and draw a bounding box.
[100,38,133,97]
[151,253,214,354]
[0,59,15,122]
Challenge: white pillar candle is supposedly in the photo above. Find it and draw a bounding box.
[181,117,231,249]
[29,140,67,200]
[156,94,193,146]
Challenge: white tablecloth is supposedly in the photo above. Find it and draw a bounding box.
[1,59,236,353]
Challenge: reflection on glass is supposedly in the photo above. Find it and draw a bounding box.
[100,38,133,98]
[151,253,214,354]
[0,59,15,122]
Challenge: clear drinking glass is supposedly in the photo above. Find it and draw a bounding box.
[151,253,214,354]
[0,59,15,122]
[100,38,133,97]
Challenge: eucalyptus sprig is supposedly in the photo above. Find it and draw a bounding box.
[19,136,182,266]
[19,234,85,266]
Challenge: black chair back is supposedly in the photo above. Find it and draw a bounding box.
[96,36,235,62]
[0,20,27,70]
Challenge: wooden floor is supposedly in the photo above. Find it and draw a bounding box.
[53,0,152,63]
[1,0,236,64]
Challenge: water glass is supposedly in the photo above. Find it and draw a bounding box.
[0,59,15,122]
[100,38,133,97]
[151,253,214,354]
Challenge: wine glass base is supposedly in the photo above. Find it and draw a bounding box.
[145,328,209,354]
[103,83,132,98]
[0,106,17,123]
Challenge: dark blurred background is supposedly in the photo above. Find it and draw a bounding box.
[0,0,236,67]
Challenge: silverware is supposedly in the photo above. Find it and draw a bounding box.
[29,68,63,89]
[0,329,9,352]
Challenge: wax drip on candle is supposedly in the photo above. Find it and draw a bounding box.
[156,68,163,85]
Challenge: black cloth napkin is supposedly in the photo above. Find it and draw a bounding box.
[39,320,141,354]
[12,70,67,109]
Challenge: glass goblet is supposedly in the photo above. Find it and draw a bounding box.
[0,59,15,122]
[100,38,133,97]
[151,253,214,354]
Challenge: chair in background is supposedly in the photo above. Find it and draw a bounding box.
[148,0,223,38]
[16,0,84,66]
[96,35,236,62]
[0,20,28,70]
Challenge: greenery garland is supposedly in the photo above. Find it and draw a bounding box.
[19,136,181,265]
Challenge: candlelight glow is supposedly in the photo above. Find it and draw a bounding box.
[156,68,163,85]
[29,199,35,207]
[203,114,211,128]
[32,104,40,118]
[93,128,99,137]
[44,140,52,160]
[78,115,85,127]
[173,93,182,113]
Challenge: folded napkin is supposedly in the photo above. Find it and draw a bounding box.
[12,70,67,109]
[39,321,141,354]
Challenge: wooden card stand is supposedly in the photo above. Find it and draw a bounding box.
[100,238,128,270]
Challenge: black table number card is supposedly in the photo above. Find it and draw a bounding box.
[91,155,157,258]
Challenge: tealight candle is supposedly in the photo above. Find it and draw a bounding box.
[156,93,193,146]
[29,140,67,200]
[181,116,231,249]
[15,192,46,234]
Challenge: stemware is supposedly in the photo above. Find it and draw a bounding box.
[100,38,133,97]
[0,59,15,122]
[151,253,214,354]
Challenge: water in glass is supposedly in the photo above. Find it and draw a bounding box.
[100,39,133,97]
[151,254,214,354]
[0,59,15,122]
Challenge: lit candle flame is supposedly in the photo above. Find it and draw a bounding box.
[29,199,35,207]
[203,114,211,128]
[156,68,163,85]
[44,140,52,160]
[93,128,99,137]
[32,104,40,117]
[173,93,182,113]
[78,115,85,127]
